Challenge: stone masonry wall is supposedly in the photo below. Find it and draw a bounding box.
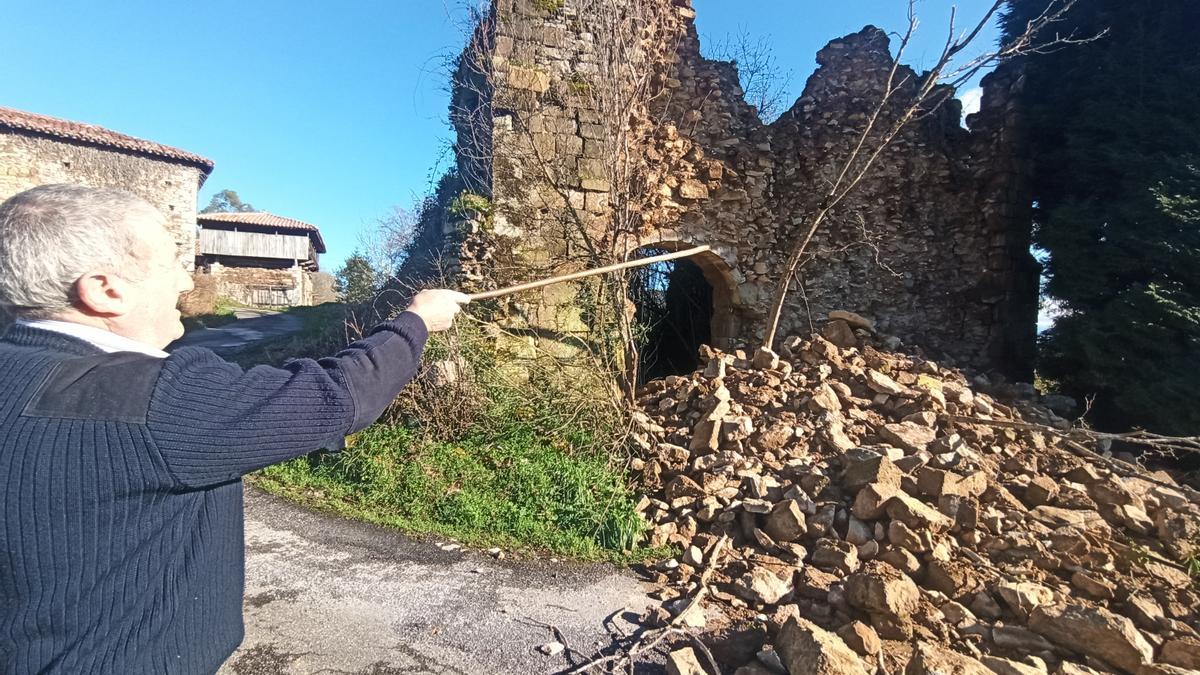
[197,261,313,307]
[0,131,206,267]
[445,0,1038,377]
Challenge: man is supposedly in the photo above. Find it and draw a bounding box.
[0,184,468,673]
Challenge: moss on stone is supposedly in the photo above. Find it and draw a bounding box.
[533,0,565,14]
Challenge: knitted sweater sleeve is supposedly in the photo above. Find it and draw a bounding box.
[146,312,428,489]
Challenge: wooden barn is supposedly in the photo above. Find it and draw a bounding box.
[194,211,327,307]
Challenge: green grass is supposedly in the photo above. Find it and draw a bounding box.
[565,72,593,94]
[228,303,350,368]
[254,423,655,561]
[181,297,241,331]
[238,313,659,562]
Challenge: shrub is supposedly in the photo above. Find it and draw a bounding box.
[229,303,353,368]
[180,294,242,331]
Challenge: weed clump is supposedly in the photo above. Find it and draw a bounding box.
[447,191,492,218]
[533,0,565,14]
[180,296,242,331]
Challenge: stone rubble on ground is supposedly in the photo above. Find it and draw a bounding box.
[667,646,709,675]
[631,313,1200,674]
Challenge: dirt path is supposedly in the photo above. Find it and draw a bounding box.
[171,309,303,353]
[218,487,659,675]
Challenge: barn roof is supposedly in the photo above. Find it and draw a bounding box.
[197,211,327,253]
[0,106,215,176]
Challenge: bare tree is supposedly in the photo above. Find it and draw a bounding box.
[357,204,417,288]
[760,0,1103,351]
[705,29,793,122]
[445,0,1097,395]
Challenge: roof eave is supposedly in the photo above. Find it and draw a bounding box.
[312,235,327,254]
[0,121,215,177]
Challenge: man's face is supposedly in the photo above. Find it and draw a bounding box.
[119,211,195,349]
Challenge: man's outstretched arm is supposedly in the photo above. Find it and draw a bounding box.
[146,290,468,489]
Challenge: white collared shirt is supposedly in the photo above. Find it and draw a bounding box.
[16,319,169,358]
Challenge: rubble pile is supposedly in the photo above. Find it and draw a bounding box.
[632,313,1200,675]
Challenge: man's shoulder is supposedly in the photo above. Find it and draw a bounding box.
[21,351,168,424]
[18,346,249,424]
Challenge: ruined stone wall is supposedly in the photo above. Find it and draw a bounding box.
[443,0,1038,377]
[0,131,206,265]
[446,0,702,337]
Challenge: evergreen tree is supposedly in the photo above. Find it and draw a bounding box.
[334,253,379,305]
[200,189,255,214]
[1003,0,1200,434]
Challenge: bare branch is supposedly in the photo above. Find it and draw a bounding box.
[760,0,1101,350]
[704,29,794,122]
[565,535,729,674]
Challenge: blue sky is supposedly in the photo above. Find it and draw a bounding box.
[1,1,999,271]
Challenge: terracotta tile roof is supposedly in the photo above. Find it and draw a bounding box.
[0,106,214,175]
[197,211,327,253]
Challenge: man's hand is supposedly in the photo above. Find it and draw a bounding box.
[405,289,470,332]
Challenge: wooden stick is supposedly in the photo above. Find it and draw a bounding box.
[466,245,712,301]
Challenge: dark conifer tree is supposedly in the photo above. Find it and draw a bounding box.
[335,253,380,305]
[1003,0,1200,434]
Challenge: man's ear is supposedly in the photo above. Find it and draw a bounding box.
[74,272,131,317]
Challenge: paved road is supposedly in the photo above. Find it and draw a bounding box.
[219,487,660,675]
[171,309,303,354]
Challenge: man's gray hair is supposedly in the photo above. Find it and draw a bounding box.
[0,184,162,318]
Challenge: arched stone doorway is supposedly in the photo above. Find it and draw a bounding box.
[627,241,739,383]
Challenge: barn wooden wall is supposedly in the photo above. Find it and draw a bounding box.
[198,228,311,261]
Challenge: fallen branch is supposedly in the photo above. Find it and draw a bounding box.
[946,414,1200,506]
[1094,532,1192,575]
[1077,429,1200,456]
[566,535,729,674]
[526,619,583,667]
[687,632,721,675]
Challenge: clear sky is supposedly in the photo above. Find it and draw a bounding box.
[1,1,999,271]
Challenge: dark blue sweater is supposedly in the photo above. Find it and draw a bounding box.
[0,313,428,674]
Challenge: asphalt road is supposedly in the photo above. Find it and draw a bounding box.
[170,309,303,353]
[217,487,661,675]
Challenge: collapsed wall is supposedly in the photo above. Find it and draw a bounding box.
[430,0,1038,379]
[631,319,1200,674]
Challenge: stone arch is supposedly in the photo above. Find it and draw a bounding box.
[626,238,741,380]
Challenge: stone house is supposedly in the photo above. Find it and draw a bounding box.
[194,212,326,307]
[0,106,214,260]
